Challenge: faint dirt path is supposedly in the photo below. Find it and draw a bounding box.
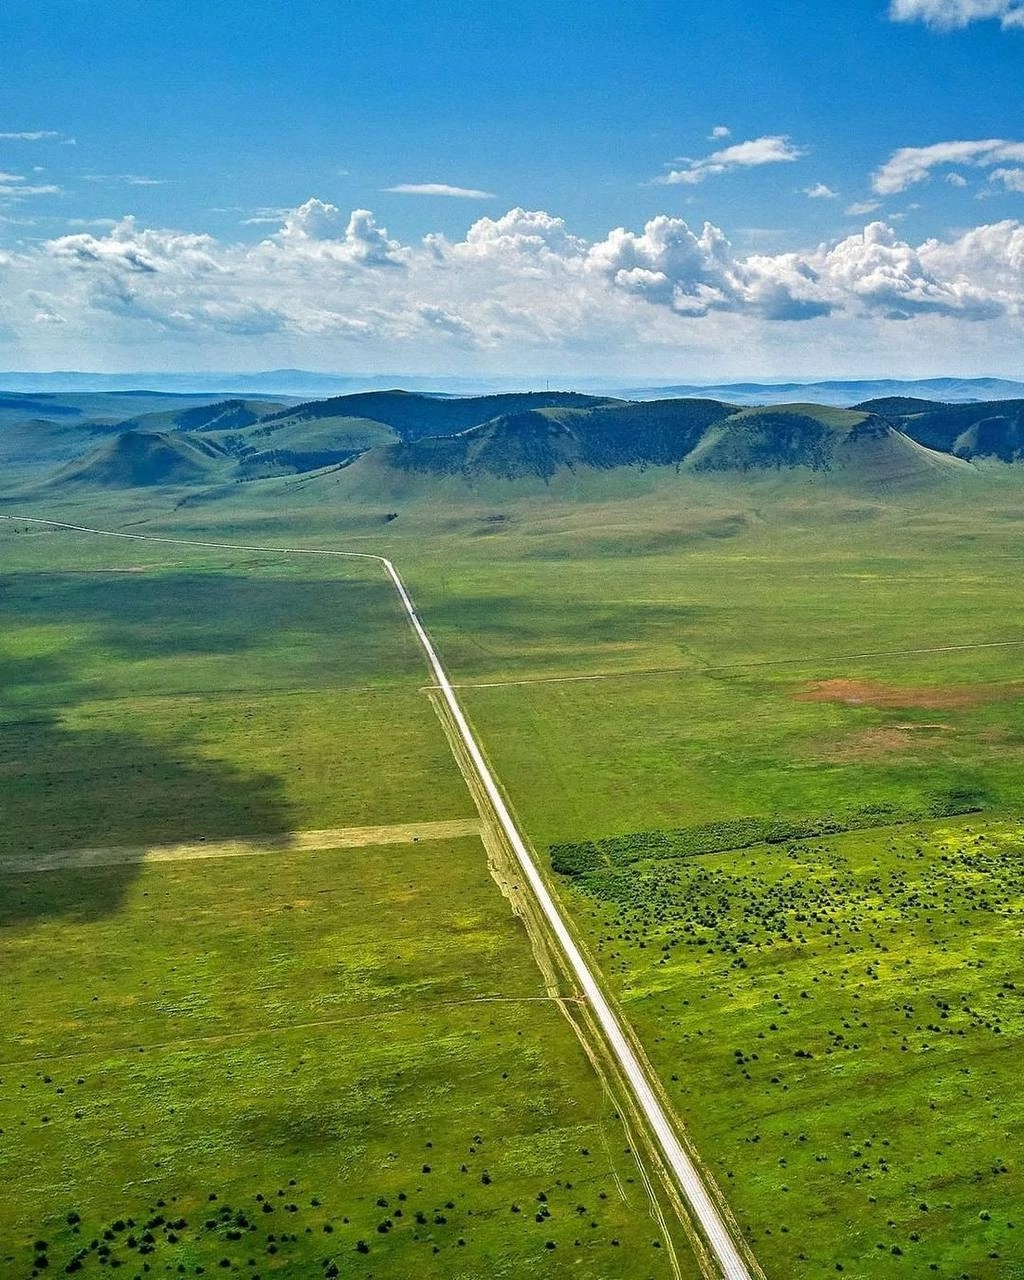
[437,639,1024,690]
[0,818,481,874]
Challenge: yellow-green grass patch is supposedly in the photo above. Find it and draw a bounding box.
[0,839,683,1279]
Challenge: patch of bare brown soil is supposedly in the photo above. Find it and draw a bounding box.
[794,677,1019,710]
[830,723,954,760]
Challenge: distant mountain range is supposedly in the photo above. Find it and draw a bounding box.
[616,377,1024,407]
[5,387,1024,499]
[2,370,1023,405]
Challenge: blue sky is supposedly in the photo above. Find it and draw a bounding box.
[1,0,1023,379]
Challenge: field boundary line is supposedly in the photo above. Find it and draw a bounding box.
[0,994,582,1069]
[0,509,758,1280]
[704,638,1024,670]
[426,638,1024,692]
[438,667,695,689]
[0,818,481,873]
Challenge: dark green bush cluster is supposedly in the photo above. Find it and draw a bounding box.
[551,795,987,878]
[236,447,358,477]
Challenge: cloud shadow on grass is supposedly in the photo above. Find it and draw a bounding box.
[0,652,295,927]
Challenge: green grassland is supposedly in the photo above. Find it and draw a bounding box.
[373,472,1023,1279]
[4,453,1024,1277]
[422,483,1024,880]
[557,817,1024,1278]
[0,838,678,1279]
[0,523,686,1279]
[0,555,471,864]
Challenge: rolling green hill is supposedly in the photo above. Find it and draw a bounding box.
[11,387,1024,499]
[1,417,120,480]
[110,398,288,435]
[45,412,401,489]
[857,395,1024,461]
[0,394,82,424]
[54,429,233,488]
[260,388,619,441]
[949,411,1024,462]
[0,394,293,490]
[683,404,968,485]
[852,396,947,417]
[221,412,399,478]
[873,399,1024,462]
[387,398,735,480]
[0,389,275,431]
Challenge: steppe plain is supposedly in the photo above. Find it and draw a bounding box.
[1,392,1023,1279]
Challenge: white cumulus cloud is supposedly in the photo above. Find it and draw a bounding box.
[889,0,1024,28]
[586,216,732,308]
[2,202,1024,372]
[805,183,839,199]
[818,220,1005,319]
[270,200,407,267]
[456,207,585,257]
[658,135,805,185]
[586,216,832,320]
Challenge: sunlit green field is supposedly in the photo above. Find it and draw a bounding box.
[561,817,1024,1278]
[0,524,684,1280]
[0,838,679,1279]
[390,472,1024,1279]
[4,460,1024,1278]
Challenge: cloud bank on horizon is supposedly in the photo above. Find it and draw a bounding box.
[2,198,1021,378]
